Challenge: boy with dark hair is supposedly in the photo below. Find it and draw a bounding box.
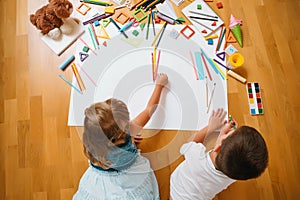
[170,108,268,200]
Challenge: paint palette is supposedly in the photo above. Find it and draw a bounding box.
[246,82,264,115]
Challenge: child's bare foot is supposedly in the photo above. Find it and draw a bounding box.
[207,108,227,134]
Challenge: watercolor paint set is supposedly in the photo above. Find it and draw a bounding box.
[246,82,264,115]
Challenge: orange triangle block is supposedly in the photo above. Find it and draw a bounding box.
[226,31,237,43]
[96,24,110,39]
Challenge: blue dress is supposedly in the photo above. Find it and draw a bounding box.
[73,134,160,200]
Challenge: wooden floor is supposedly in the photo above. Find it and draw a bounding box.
[1,0,300,199]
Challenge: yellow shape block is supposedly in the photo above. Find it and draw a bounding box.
[104,7,115,14]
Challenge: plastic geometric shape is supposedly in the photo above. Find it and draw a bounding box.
[132,30,139,36]
[96,24,110,39]
[211,21,217,26]
[101,19,110,27]
[121,38,143,48]
[216,51,226,61]
[169,29,179,39]
[79,52,89,62]
[226,30,237,43]
[133,8,147,22]
[216,2,223,9]
[76,3,91,15]
[201,29,207,34]
[140,23,146,31]
[180,25,195,39]
[225,44,238,55]
[197,4,202,9]
[104,7,115,14]
[83,46,89,52]
[207,38,213,45]
[115,12,130,24]
[94,20,100,26]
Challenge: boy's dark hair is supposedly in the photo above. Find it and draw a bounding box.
[215,126,268,180]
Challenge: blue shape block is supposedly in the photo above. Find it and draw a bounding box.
[250,109,256,115]
[207,38,213,45]
[94,20,100,26]
[194,52,204,80]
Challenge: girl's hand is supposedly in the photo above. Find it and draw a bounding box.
[155,73,168,86]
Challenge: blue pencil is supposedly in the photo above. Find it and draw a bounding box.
[58,74,82,94]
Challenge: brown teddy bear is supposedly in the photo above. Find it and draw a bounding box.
[30,0,74,40]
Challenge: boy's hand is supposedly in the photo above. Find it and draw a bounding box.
[207,108,227,134]
[155,73,168,86]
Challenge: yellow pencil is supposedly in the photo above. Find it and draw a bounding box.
[71,63,85,92]
[151,22,167,46]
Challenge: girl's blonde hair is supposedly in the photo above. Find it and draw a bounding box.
[82,98,130,169]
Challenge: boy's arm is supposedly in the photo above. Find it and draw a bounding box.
[189,108,227,143]
[130,73,168,136]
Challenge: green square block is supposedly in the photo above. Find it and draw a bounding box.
[83,46,89,52]
[197,4,202,9]
[132,30,139,36]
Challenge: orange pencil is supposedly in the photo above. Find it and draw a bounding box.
[71,63,85,92]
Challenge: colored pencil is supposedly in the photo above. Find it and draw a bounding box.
[146,13,151,40]
[151,52,154,81]
[215,26,224,51]
[155,49,161,79]
[77,63,97,87]
[156,23,167,47]
[87,24,97,50]
[188,16,218,22]
[71,63,86,91]
[189,51,199,80]
[82,0,112,6]
[200,53,212,81]
[109,18,128,38]
[151,22,166,46]
[188,11,218,19]
[190,18,213,31]
[205,76,208,107]
[79,37,97,55]
[152,11,156,36]
[217,27,226,51]
[58,74,82,94]
[207,83,216,113]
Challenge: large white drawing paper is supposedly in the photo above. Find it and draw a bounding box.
[68,24,227,131]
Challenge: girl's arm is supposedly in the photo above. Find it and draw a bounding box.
[130,73,168,136]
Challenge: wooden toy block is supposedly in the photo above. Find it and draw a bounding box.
[216,2,223,9]
[207,38,213,45]
[104,7,115,14]
[76,3,91,15]
[83,46,89,52]
[94,20,100,26]
[115,12,130,24]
